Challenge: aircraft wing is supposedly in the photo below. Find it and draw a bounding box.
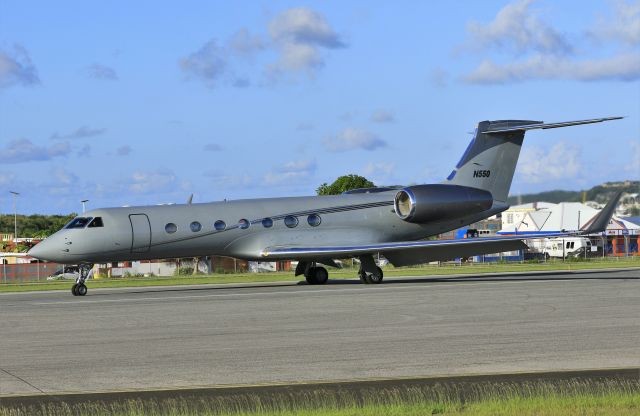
[260,192,622,267]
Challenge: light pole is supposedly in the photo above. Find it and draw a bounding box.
[9,191,19,245]
[81,199,89,213]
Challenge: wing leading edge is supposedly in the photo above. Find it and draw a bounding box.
[260,192,623,267]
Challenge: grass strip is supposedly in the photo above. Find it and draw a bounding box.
[1,379,638,416]
[1,257,638,293]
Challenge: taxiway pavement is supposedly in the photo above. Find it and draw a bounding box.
[1,269,638,395]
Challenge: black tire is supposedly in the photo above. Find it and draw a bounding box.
[359,270,373,284]
[77,283,88,296]
[71,283,79,296]
[313,267,328,285]
[369,267,384,284]
[305,267,318,284]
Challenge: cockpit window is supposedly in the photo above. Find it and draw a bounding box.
[88,217,104,228]
[65,217,92,229]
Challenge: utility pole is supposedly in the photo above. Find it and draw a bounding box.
[9,191,19,245]
[81,199,89,213]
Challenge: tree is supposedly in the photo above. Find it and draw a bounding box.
[316,174,375,195]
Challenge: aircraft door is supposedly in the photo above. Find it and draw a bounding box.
[129,214,151,253]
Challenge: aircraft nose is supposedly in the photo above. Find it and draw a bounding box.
[28,238,60,262]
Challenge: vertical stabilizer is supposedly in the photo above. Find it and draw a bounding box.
[444,117,622,203]
[445,120,539,203]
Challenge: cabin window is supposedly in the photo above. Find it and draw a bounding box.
[238,219,250,229]
[65,217,92,229]
[307,214,321,227]
[190,221,202,232]
[284,215,298,228]
[88,217,103,228]
[214,220,226,231]
[165,223,177,234]
[262,218,273,228]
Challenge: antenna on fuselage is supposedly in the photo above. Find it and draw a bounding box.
[187,194,193,205]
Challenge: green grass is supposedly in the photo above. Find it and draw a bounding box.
[1,257,638,293]
[2,379,639,416]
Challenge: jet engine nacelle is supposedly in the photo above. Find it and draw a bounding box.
[394,184,493,223]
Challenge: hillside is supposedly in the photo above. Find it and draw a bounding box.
[507,180,639,205]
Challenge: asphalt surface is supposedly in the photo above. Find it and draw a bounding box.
[1,269,639,396]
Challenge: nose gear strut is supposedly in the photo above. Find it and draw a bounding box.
[71,264,93,296]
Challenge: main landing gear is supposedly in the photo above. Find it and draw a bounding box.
[71,264,93,296]
[295,255,384,285]
[296,261,329,285]
[358,255,383,284]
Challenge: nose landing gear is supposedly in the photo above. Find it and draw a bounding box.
[71,264,93,296]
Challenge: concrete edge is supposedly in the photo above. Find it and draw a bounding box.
[1,266,638,296]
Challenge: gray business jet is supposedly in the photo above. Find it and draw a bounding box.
[28,117,623,296]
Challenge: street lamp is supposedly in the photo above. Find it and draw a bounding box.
[81,199,89,213]
[9,191,19,244]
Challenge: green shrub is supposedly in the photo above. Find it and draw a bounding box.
[174,266,194,276]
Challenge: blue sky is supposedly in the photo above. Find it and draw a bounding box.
[1,0,639,214]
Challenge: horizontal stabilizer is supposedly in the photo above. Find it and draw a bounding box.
[485,117,623,134]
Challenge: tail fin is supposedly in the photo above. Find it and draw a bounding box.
[445,117,622,203]
[582,191,623,234]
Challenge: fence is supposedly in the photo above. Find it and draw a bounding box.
[0,262,63,283]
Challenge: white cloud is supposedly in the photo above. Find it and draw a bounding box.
[87,63,118,80]
[268,7,346,75]
[429,68,448,87]
[180,40,227,87]
[323,128,386,152]
[128,168,178,194]
[204,169,253,188]
[46,168,80,196]
[0,139,70,164]
[51,125,107,140]
[517,142,582,183]
[116,145,131,156]
[371,110,395,123]
[264,159,316,185]
[77,144,91,157]
[466,0,571,54]
[363,162,395,181]
[465,52,640,83]
[0,44,39,88]
[627,140,640,176]
[181,8,344,87]
[462,0,640,84]
[227,28,267,56]
[592,0,640,46]
[0,172,16,186]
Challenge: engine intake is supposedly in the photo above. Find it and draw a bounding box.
[394,184,493,223]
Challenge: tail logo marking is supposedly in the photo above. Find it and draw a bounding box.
[473,170,491,178]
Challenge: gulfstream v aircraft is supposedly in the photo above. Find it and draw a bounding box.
[29,117,623,296]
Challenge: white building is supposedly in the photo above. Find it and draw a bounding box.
[499,201,640,256]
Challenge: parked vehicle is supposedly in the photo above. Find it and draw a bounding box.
[47,267,80,281]
[542,237,594,259]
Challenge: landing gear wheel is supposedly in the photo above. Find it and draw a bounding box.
[305,266,329,285]
[369,266,383,284]
[359,267,384,284]
[71,264,93,297]
[76,283,88,296]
